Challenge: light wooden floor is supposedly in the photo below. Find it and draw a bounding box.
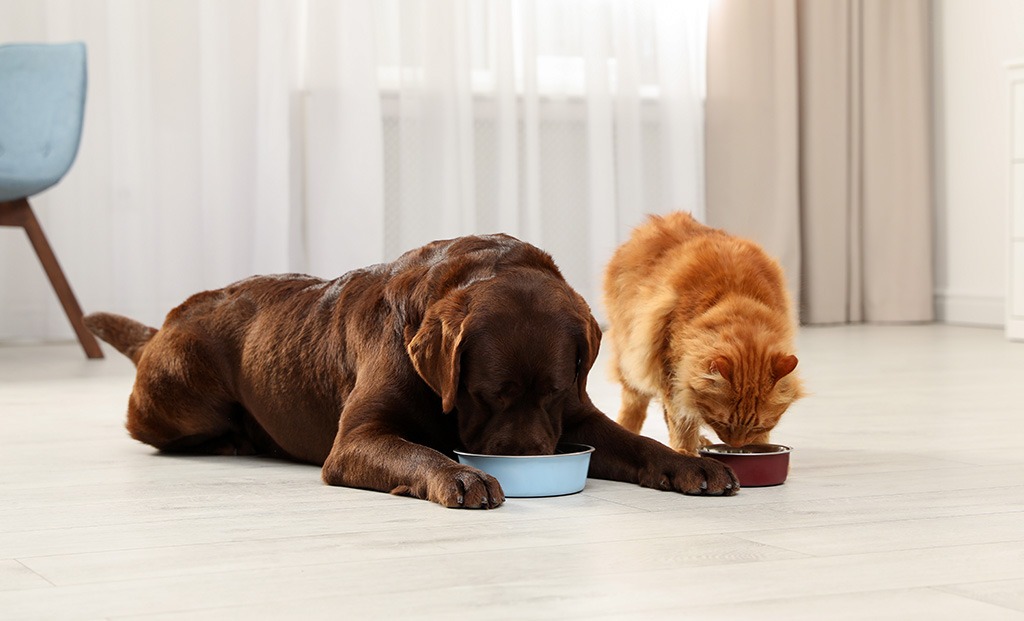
[2,324,1024,620]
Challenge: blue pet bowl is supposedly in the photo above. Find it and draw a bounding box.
[454,443,595,498]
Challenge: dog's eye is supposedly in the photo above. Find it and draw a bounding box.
[541,385,568,399]
[495,382,521,401]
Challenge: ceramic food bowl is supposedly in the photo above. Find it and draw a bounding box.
[699,443,792,487]
[454,443,595,498]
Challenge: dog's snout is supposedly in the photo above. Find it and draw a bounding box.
[478,438,555,457]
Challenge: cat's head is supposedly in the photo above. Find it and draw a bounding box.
[687,350,804,447]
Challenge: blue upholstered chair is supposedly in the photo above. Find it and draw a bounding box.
[0,42,102,358]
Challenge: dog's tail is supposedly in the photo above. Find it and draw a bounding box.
[83,312,158,366]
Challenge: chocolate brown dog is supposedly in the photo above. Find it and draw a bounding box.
[85,234,738,508]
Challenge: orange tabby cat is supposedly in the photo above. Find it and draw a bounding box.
[603,211,804,455]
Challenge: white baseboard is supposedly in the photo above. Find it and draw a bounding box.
[934,292,1005,327]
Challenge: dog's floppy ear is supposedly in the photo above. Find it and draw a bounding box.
[574,311,603,402]
[405,297,469,413]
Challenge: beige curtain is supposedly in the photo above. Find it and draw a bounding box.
[705,0,933,325]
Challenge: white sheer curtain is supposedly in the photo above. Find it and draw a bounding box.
[0,0,707,342]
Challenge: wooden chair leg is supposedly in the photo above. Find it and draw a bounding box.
[0,198,104,359]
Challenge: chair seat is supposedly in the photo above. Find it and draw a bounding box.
[0,42,86,203]
[0,171,65,203]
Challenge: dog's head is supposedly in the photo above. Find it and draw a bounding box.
[405,273,601,456]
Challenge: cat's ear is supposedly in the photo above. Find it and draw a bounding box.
[773,354,799,381]
[710,357,733,383]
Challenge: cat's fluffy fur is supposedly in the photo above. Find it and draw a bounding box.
[603,212,804,454]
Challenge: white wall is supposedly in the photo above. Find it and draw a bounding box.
[932,1,1024,327]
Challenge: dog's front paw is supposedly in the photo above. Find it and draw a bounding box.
[639,453,739,496]
[430,465,505,509]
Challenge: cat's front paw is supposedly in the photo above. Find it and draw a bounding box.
[671,436,713,457]
[639,452,739,496]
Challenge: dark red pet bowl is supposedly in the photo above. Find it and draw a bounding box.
[699,443,792,487]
